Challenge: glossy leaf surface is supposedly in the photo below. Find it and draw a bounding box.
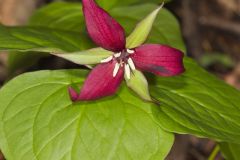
[0,70,174,160]
[219,143,240,160]
[150,58,240,143]
[95,0,168,10]
[0,25,92,52]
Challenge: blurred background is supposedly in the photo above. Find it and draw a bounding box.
[0,0,240,159]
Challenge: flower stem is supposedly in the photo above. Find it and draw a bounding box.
[208,145,220,160]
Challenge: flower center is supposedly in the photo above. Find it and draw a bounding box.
[100,49,136,79]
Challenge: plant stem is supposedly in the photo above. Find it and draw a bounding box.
[208,145,220,160]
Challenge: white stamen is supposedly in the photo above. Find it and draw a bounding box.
[127,58,136,71]
[101,56,113,63]
[114,52,121,58]
[127,49,135,54]
[113,63,120,77]
[124,64,131,79]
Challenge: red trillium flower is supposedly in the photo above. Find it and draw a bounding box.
[69,0,185,101]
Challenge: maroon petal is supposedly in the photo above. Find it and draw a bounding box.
[77,61,124,101]
[131,44,185,76]
[68,87,79,102]
[82,0,126,52]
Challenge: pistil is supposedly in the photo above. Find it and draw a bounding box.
[101,49,136,79]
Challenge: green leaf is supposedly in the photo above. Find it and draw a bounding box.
[126,3,164,48]
[7,2,85,73]
[53,48,112,65]
[219,143,240,160]
[125,70,152,101]
[29,2,85,32]
[150,58,240,143]
[0,70,174,160]
[95,0,121,10]
[30,2,185,52]
[0,25,94,71]
[0,25,93,53]
[7,52,49,73]
[95,0,168,10]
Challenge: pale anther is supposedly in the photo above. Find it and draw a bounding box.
[101,56,113,63]
[124,64,131,79]
[113,63,120,77]
[128,58,136,71]
[114,52,121,58]
[127,49,135,54]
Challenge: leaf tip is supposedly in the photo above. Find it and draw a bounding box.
[153,2,165,16]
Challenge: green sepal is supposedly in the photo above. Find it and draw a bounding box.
[125,70,152,101]
[126,3,164,48]
[53,48,113,65]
